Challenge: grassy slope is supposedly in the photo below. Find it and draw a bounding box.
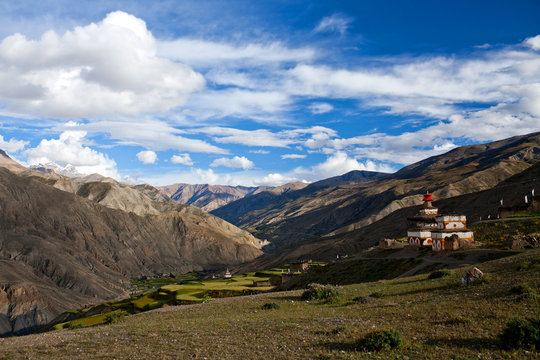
[1,249,538,359]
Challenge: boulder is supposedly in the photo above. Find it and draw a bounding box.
[460,267,484,286]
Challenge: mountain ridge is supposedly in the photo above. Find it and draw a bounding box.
[212,132,540,249]
[0,163,266,336]
[160,182,308,212]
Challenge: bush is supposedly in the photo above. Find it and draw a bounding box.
[369,291,384,298]
[499,318,540,350]
[261,302,280,310]
[201,294,212,303]
[428,269,452,279]
[104,312,125,324]
[356,329,403,351]
[301,283,342,303]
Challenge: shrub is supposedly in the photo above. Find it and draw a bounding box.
[369,291,384,298]
[499,318,540,350]
[201,294,212,303]
[104,312,125,324]
[261,302,280,310]
[356,329,403,351]
[428,269,452,279]
[301,283,342,303]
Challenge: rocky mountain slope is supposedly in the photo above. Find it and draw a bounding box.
[238,159,540,272]
[213,132,540,249]
[0,155,266,336]
[20,169,172,216]
[160,182,308,212]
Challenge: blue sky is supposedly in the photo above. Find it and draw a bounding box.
[0,0,539,186]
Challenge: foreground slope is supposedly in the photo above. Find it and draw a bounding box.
[1,249,537,359]
[213,132,540,248]
[0,167,265,336]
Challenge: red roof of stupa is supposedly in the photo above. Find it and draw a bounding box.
[423,193,433,201]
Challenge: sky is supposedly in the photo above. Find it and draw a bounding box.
[0,0,539,186]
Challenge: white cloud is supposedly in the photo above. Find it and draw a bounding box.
[184,88,292,123]
[158,39,315,67]
[294,151,394,180]
[195,127,293,147]
[281,154,306,159]
[524,35,540,51]
[0,134,27,152]
[25,131,119,178]
[253,173,299,186]
[171,153,193,166]
[136,150,157,164]
[210,156,254,170]
[309,102,333,114]
[312,151,375,177]
[75,120,227,154]
[0,11,204,118]
[314,14,353,35]
[249,149,270,154]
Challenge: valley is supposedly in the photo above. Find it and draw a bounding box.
[0,132,539,351]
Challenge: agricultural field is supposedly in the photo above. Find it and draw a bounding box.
[1,249,538,359]
[49,269,288,330]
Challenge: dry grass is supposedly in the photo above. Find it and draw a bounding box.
[1,249,539,359]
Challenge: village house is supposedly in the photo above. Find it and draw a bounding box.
[407,193,474,251]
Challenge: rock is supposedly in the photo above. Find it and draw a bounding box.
[460,267,484,286]
[504,233,540,249]
[378,239,406,249]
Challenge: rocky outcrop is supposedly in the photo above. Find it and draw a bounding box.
[505,233,540,249]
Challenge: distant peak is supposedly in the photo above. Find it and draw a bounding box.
[29,162,86,178]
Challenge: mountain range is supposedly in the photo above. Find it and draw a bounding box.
[213,132,540,251]
[159,182,308,212]
[1,131,539,337]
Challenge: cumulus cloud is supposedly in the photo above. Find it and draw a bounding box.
[25,131,119,178]
[253,173,300,186]
[524,35,540,50]
[292,151,393,181]
[281,154,306,159]
[210,156,254,169]
[0,134,27,152]
[0,11,204,118]
[171,153,193,166]
[136,150,157,164]
[314,14,353,35]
